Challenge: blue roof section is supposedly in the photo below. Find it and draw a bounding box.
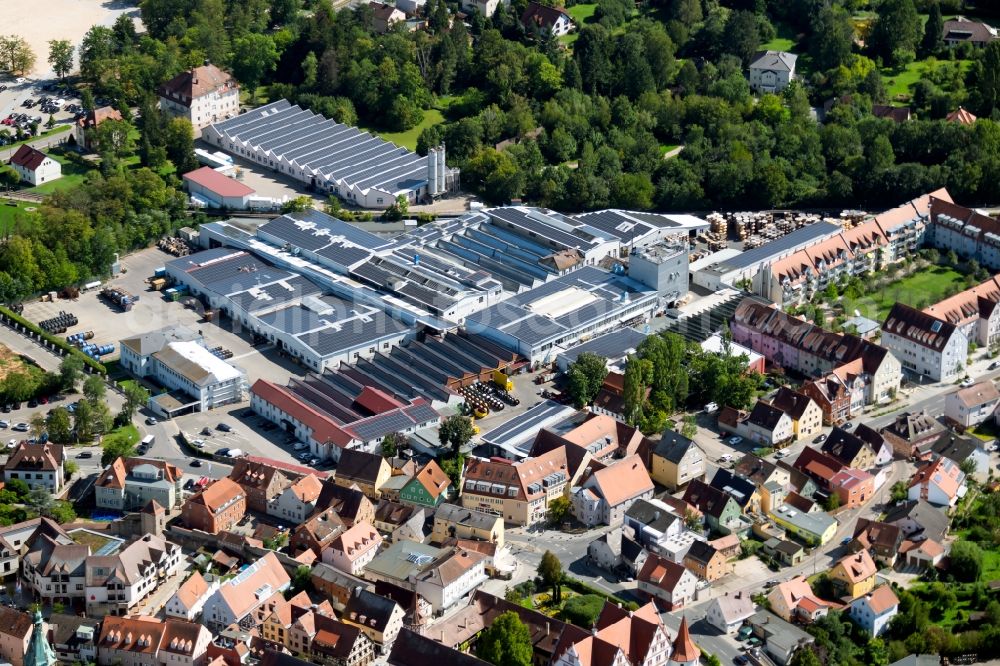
[261,209,389,251]
[481,399,577,456]
[557,328,648,365]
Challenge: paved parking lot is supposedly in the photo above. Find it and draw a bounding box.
[0,75,81,144]
[19,246,301,384]
[173,405,304,466]
[201,142,325,206]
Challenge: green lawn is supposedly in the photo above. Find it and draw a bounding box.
[839,265,969,321]
[567,3,597,24]
[31,150,92,194]
[361,109,445,151]
[0,199,34,233]
[881,58,972,104]
[102,424,140,451]
[760,22,799,53]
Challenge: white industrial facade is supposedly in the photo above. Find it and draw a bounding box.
[203,100,457,209]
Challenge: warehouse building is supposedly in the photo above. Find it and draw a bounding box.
[120,325,247,416]
[465,266,661,364]
[203,99,458,209]
[183,166,256,209]
[165,248,412,372]
[573,209,708,250]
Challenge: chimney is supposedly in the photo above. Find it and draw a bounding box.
[545,622,550,636]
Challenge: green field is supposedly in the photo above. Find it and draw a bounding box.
[0,199,34,233]
[760,22,799,53]
[839,265,969,321]
[361,109,445,151]
[881,59,972,103]
[102,423,140,451]
[567,3,597,24]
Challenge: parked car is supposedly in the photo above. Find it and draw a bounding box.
[217,423,232,432]
[0,420,8,429]
[728,436,743,445]
[146,417,157,425]
[843,421,853,430]
[75,451,93,459]
[774,449,788,458]
[961,377,975,388]
[814,433,827,443]
[12,423,29,432]
[27,399,36,408]
[216,447,230,457]
[990,361,1000,371]
[704,402,719,413]
[190,459,203,467]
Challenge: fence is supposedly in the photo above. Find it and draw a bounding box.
[0,305,107,374]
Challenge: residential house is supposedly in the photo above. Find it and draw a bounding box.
[301,613,377,666]
[201,552,291,630]
[854,424,894,467]
[928,432,990,479]
[587,527,648,575]
[801,374,852,425]
[767,576,832,623]
[899,537,947,570]
[3,441,65,492]
[821,427,877,470]
[431,504,504,547]
[363,541,488,612]
[734,454,790,489]
[335,450,392,499]
[97,616,212,666]
[648,430,706,491]
[710,534,742,560]
[590,372,632,422]
[20,534,88,605]
[851,518,903,567]
[73,105,123,152]
[460,0,502,18]
[624,498,685,549]
[945,380,1000,428]
[0,606,33,666]
[831,468,875,509]
[761,538,805,566]
[683,479,749,536]
[549,412,648,462]
[552,601,684,666]
[166,571,218,621]
[291,506,346,558]
[341,587,405,654]
[311,562,373,611]
[370,2,406,33]
[323,521,383,576]
[706,592,756,634]
[317,481,376,527]
[0,517,70,579]
[84,534,184,616]
[399,460,450,509]
[881,303,967,382]
[267,473,324,525]
[771,387,823,441]
[708,468,761,515]
[182,478,247,534]
[829,550,878,599]
[520,2,574,37]
[943,16,998,47]
[744,400,794,447]
[637,553,698,610]
[8,145,61,186]
[746,610,815,666]
[849,585,899,637]
[95,457,185,511]
[570,455,654,527]
[230,458,294,513]
[880,410,946,459]
[791,446,845,492]
[683,540,728,581]
[768,503,837,545]
[749,50,797,93]
[461,446,587,526]
[373,501,426,544]
[49,613,99,665]
[884,499,950,544]
[158,64,239,130]
[908,456,967,507]
[388,629,489,666]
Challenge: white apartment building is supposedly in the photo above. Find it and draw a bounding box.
[881,303,968,382]
[158,64,240,130]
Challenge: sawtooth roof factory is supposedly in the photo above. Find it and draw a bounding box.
[202,99,458,209]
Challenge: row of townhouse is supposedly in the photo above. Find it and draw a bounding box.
[731,298,902,421]
[754,189,950,307]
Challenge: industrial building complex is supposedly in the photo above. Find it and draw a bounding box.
[202,99,458,208]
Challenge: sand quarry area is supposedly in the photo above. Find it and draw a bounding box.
[6,0,141,77]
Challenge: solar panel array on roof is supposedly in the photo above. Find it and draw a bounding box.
[208,100,434,197]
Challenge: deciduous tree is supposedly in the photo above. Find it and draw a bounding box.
[48,39,74,79]
[477,611,533,666]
